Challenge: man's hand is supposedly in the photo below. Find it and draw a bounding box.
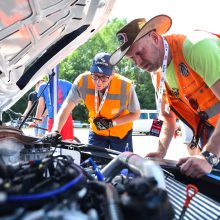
[177,155,212,178]
[43,130,62,146]
[93,117,113,130]
[29,118,42,128]
[145,150,166,159]
[28,121,37,128]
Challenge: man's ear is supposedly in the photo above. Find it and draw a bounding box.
[148,31,159,44]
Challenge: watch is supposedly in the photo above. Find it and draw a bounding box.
[201,150,219,166]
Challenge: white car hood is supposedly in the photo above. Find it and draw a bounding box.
[0,0,116,112]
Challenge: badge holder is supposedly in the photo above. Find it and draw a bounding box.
[150,119,163,137]
[149,38,168,138]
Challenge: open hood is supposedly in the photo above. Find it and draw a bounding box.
[0,0,116,112]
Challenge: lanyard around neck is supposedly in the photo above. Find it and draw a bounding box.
[94,84,110,116]
[156,37,169,114]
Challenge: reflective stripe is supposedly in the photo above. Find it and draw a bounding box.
[86,88,95,95]
[106,93,121,100]
[80,75,89,100]
[119,80,127,112]
[205,101,220,118]
[109,80,128,119]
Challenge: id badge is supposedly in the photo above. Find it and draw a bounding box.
[150,119,163,137]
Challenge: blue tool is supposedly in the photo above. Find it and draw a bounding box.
[81,157,104,181]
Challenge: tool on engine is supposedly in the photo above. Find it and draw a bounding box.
[80,157,104,181]
[179,184,198,219]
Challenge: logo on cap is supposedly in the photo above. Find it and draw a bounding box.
[96,57,109,67]
[137,20,145,29]
[117,33,128,45]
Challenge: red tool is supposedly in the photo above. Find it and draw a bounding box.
[179,184,198,220]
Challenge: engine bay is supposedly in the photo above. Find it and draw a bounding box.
[0,126,219,220]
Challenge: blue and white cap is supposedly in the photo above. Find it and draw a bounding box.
[90,52,113,76]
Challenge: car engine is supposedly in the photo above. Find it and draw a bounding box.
[0,126,219,220]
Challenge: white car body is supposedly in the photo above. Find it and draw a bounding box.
[133,109,158,134]
[0,0,116,113]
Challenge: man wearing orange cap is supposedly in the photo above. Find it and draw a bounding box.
[110,15,220,178]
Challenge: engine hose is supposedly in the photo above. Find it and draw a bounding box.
[101,152,166,189]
